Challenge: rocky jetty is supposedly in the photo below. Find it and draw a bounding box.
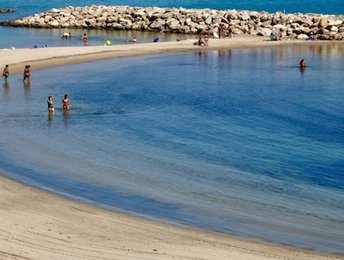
[1,5,344,40]
[0,8,15,13]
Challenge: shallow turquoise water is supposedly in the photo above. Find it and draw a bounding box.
[1,44,343,253]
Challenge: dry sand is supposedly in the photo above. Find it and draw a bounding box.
[1,36,343,260]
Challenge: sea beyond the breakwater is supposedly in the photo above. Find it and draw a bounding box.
[0,0,344,21]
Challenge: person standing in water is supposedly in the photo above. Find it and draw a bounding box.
[61,94,70,110]
[47,96,54,113]
[81,33,88,46]
[2,65,9,81]
[23,65,31,82]
[299,58,306,68]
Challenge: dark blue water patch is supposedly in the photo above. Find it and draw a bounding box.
[267,107,344,144]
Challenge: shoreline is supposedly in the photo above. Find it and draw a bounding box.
[2,36,344,75]
[1,174,343,260]
[1,36,344,259]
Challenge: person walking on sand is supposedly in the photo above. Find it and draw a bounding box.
[61,94,70,110]
[47,96,54,113]
[23,65,31,82]
[2,65,9,81]
[299,58,306,68]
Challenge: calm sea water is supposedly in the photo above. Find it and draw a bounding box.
[1,44,343,253]
[0,0,343,19]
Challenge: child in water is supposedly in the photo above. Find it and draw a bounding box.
[61,94,70,110]
[47,96,54,113]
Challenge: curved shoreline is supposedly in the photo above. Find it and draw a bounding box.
[1,37,344,259]
[1,175,343,260]
[2,35,343,75]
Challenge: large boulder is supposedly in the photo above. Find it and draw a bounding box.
[259,28,272,36]
[318,17,328,28]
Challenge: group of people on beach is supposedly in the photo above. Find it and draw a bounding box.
[47,94,70,113]
[2,64,31,82]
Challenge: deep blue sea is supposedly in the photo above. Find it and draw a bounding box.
[1,0,344,255]
[1,44,344,253]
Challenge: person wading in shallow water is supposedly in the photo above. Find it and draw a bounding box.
[23,65,31,82]
[81,33,88,46]
[299,58,306,68]
[61,94,70,110]
[47,96,54,113]
[3,65,9,81]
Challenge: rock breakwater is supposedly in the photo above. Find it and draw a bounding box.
[1,5,344,40]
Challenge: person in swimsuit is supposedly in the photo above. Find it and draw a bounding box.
[81,33,88,46]
[2,65,9,81]
[47,96,54,113]
[299,58,306,68]
[61,94,70,110]
[23,65,31,81]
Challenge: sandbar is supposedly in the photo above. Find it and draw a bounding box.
[2,35,343,74]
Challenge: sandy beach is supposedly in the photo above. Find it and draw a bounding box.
[1,176,343,260]
[1,36,344,260]
[2,35,342,75]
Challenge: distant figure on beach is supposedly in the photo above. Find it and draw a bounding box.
[47,96,54,113]
[61,94,70,110]
[2,65,9,81]
[81,33,88,46]
[153,37,159,43]
[204,35,209,46]
[131,37,137,44]
[299,58,306,68]
[197,36,206,46]
[23,65,31,82]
